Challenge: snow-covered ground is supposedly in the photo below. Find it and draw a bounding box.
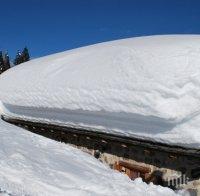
[0,35,200,148]
[0,118,183,196]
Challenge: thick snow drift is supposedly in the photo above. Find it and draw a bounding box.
[0,119,181,196]
[1,35,200,148]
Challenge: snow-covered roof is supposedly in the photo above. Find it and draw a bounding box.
[0,35,200,148]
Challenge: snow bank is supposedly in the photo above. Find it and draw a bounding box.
[0,35,200,148]
[0,119,181,196]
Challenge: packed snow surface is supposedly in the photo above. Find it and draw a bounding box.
[1,35,200,148]
[0,119,181,196]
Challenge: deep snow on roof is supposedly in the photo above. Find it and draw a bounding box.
[0,35,200,148]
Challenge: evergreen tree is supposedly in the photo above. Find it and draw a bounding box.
[22,47,30,62]
[0,51,3,73]
[4,52,10,70]
[14,47,30,65]
[0,51,3,66]
[14,50,22,65]
[0,51,10,73]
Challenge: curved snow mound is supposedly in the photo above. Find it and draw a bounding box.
[2,35,200,119]
[1,35,200,147]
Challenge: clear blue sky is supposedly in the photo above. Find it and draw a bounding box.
[0,0,200,59]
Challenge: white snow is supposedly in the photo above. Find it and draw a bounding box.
[0,118,182,196]
[0,35,200,148]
